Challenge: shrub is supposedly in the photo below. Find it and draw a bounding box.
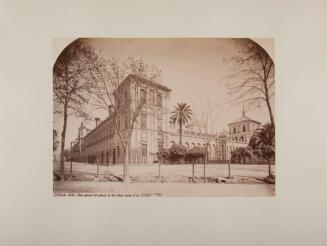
[158,148,170,163]
[186,147,207,164]
[231,147,254,164]
[169,144,187,163]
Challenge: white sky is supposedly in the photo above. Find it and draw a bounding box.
[53,38,274,148]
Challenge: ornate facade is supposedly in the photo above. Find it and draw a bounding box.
[81,74,171,164]
[72,74,261,164]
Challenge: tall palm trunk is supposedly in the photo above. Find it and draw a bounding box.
[59,104,68,181]
[179,121,182,144]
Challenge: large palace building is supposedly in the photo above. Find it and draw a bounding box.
[71,74,261,164]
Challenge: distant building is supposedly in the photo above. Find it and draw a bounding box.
[216,111,261,160]
[168,119,218,160]
[228,109,261,143]
[71,74,261,164]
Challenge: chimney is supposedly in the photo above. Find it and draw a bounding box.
[95,117,100,127]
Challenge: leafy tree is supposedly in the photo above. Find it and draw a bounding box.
[158,148,170,163]
[186,147,207,163]
[249,123,275,178]
[222,39,275,129]
[185,146,207,182]
[53,39,94,181]
[170,102,193,144]
[231,147,253,164]
[169,144,187,163]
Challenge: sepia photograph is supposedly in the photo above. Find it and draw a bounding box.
[3,0,327,245]
[53,38,275,197]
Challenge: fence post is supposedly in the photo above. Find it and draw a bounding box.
[192,163,195,183]
[70,160,72,176]
[203,158,206,183]
[228,158,231,180]
[97,159,99,177]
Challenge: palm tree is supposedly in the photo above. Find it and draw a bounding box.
[249,123,275,178]
[170,102,193,144]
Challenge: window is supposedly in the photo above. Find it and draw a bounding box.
[157,93,162,107]
[125,115,128,129]
[233,127,236,134]
[124,89,128,104]
[141,144,147,163]
[157,116,162,131]
[141,113,147,129]
[150,90,155,104]
[158,144,163,153]
[117,119,120,131]
[150,113,155,129]
[243,125,246,132]
[120,117,123,130]
[140,89,146,104]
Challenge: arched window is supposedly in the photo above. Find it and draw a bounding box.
[185,142,189,149]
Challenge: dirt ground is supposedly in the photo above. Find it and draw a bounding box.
[54,162,275,183]
[53,162,275,196]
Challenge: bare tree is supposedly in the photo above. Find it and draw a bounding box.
[87,50,162,182]
[53,130,59,153]
[88,56,162,114]
[53,39,94,181]
[196,100,220,182]
[222,39,275,129]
